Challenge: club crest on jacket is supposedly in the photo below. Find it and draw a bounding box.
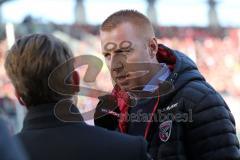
[159,120,172,142]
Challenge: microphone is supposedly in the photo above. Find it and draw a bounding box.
[94,95,120,130]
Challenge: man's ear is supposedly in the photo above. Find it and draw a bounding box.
[72,70,80,93]
[148,37,158,58]
[15,92,26,106]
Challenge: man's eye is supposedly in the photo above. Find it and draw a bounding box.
[122,49,130,52]
[104,53,111,59]
[123,49,133,54]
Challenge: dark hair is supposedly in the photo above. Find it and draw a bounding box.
[4,34,74,106]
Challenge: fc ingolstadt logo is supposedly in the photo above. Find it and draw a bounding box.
[159,120,172,142]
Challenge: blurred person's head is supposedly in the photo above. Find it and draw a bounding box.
[100,10,159,91]
[4,34,79,107]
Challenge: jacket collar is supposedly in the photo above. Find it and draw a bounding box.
[22,102,84,131]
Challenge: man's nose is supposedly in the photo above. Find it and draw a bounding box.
[111,54,126,73]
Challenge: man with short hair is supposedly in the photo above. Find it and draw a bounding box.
[94,10,240,160]
[5,34,150,160]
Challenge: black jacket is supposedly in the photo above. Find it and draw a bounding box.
[0,119,27,160]
[16,103,150,160]
[94,46,240,160]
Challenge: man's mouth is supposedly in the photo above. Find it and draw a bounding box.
[116,74,129,84]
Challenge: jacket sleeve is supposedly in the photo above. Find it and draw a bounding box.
[185,91,240,160]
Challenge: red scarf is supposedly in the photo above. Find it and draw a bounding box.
[112,44,176,133]
[111,85,129,133]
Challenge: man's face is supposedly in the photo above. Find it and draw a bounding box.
[100,23,156,91]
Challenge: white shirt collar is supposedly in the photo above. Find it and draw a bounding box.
[143,63,171,92]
